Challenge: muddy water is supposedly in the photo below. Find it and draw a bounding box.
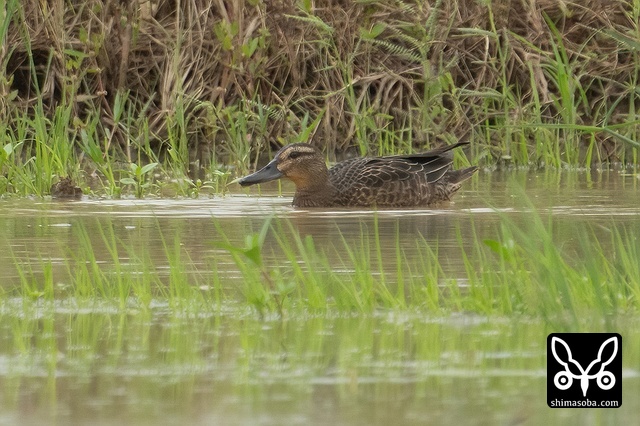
[0,170,639,425]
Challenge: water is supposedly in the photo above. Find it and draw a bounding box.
[0,170,639,425]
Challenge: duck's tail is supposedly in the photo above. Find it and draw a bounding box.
[446,166,478,184]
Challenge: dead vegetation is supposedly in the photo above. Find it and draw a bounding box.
[3,0,640,167]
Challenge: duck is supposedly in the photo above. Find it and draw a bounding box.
[237,142,477,208]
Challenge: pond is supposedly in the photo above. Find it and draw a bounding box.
[0,170,638,425]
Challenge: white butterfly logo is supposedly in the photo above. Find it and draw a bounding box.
[551,336,618,397]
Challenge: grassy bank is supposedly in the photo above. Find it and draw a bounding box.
[1,1,639,197]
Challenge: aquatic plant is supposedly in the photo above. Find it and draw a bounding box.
[4,205,638,324]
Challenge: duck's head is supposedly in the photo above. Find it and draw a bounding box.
[237,143,327,189]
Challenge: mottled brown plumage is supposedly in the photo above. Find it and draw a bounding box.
[50,177,83,199]
[238,142,477,208]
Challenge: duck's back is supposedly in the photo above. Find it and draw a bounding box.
[327,144,476,207]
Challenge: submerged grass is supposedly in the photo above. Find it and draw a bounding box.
[3,208,639,328]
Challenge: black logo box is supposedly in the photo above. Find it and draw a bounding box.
[547,333,622,408]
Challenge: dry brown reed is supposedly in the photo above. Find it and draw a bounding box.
[3,0,639,165]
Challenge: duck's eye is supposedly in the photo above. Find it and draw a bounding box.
[288,151,303,160]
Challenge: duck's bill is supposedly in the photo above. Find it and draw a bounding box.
[236,159,283,187]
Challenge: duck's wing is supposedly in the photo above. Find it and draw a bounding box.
[387,141,470,178]
[389,141,470,159]
[326,142,473,207]
[329,148,456,190]
[327,157,439,206]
